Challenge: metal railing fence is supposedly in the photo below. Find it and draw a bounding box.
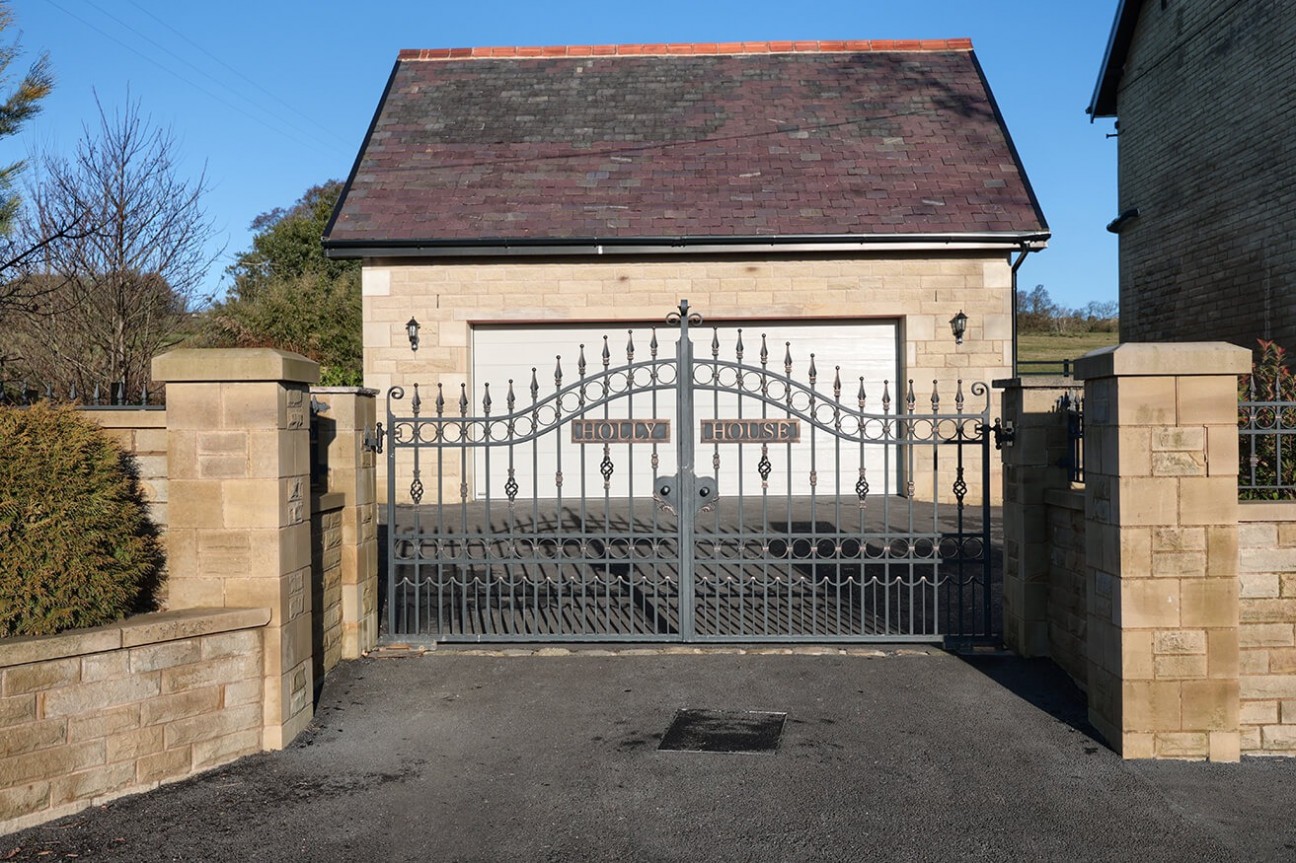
[1239,387,1296,499]
[0,378,163,409]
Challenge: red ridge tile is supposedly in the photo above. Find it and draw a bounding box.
[401,39,976,61]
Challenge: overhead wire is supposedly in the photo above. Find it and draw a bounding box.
[123,0,345,147]
[41,0,344,161]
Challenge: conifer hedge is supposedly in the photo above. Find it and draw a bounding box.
[0,403,165,637]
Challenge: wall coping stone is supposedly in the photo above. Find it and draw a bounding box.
[1044,488,1085,511]
[80,409,167,428]
[312,491,346,513]
[1239,500,1296,522]
[992,376,1077,390]
[1074,342,1250,380]
[0,608,271,668]
[310,386,380,396]
[152,348,320,385]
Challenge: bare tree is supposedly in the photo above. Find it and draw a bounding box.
[2,96,219,397]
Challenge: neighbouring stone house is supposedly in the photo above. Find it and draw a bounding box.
[324,39,1048,500]
[1089,0,1296,351]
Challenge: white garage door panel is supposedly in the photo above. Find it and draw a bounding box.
[472,321,899,500]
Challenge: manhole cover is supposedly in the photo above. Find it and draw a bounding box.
[658,708,786,753]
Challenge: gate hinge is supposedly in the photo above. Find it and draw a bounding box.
[364,422,384,454]
[991,418,1015,450]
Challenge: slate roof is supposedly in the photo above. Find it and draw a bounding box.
[325,40,1047,252]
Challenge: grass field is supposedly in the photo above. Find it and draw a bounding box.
[1016,331,1119,374]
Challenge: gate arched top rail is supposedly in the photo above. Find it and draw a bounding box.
[385,301,991,450]
[691,357,990,444]
[387,366,988,449]
[387,352,679,448]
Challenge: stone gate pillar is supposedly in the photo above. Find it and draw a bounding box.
[152,348,320,748]
[1075,343,1249,760]
[997,375,1078,656]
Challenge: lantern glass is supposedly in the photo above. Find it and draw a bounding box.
[949,310,968,345]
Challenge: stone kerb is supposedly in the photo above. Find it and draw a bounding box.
[1075,342,1250,760]
[152,348,320,749]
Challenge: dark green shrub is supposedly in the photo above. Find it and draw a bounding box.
[0,403,165,636]
[1239,340,1296,500]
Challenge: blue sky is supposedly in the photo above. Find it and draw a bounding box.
[16,0,1120,309]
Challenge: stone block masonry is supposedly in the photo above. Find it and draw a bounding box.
[0,351,383,834]
[1238,502,1296,754]
[309,388,380,661]
[153,349,320,750]
[0,608,268,834]
[999,344,1289,760]
[83,409,169,533]
[1076,343,1250,761]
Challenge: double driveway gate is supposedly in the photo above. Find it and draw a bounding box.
[384,301,998,646]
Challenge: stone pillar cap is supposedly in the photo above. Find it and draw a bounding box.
[1074,342,1250,380]
[152,348,320,384]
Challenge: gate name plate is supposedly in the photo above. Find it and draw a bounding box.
[571,419,670,444]
[701,419,801,443]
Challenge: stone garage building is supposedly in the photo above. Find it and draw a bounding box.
[324,39,1048,500]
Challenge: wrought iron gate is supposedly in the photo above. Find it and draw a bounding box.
[384,301,998,646]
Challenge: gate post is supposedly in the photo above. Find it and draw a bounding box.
[1075,343,1249,760]
[153,348,320,749]
[996,376,1078,656]
[674,301,697,640]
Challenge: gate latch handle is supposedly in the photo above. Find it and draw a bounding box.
[364,422,385,454]
[654,474,720,516]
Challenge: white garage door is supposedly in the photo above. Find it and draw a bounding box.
[471,319,900,500]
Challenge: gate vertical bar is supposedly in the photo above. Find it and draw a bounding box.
[676,301,697,641]
[385,394,398,638]
[981,410,993,639]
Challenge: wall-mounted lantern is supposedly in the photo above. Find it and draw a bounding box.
[949,310,968,345]
[406,317,420,352]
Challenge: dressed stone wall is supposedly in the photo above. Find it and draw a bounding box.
[998,343,1296,760]
[1238,502,1296,754]
[1045,488,1087,689]
[0,609,268,834]
[83,409,169,533]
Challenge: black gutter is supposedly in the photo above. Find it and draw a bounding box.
[322,231,1050,260]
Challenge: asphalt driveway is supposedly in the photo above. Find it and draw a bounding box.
[4,648,1296,862]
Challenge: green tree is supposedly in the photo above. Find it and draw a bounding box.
[203,181,361,385]
[0,0,69,331]
[0,1,51,237]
